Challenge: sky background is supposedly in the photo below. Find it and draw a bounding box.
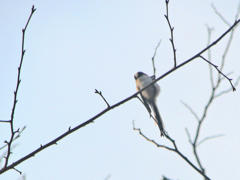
[0,0,240,180]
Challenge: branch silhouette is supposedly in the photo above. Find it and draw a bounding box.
[1,3,240,177]
[152,39,162,77]
[1,5,36,172]
[164,0,177,67]
[132,121,210,180]
[182,4,240,178]
[95,89,110,108]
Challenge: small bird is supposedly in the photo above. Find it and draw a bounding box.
[134,71,165,136]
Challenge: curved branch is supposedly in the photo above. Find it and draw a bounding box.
[133,121,211,180]
[197,134,225,147]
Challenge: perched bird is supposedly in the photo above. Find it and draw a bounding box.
[134,71,165,136]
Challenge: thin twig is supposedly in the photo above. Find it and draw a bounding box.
[13,167,22,175]
[95,89,110,108]
[197,134,225,147]
[133,121,175,151]
[1,18,239,175]
[199,55,236,91]
[165,132,210,180]
[220,72,233,81]
[217,3,240,81]
[164,0,177,68]
[133,121,210,179]
[206,25,215,89]
[235,2,240,21]
[0,126,26,150]
[2,5,36,170]
[185,128,192,144]
[187,7,240,177]
[0,144,19,163]
[211,4,231,27]
[0,120,11,123]
[152,39,162,76]
[181,101,200,121]
[214,77,240,98]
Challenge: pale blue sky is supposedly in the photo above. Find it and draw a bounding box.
[0,1,240,180]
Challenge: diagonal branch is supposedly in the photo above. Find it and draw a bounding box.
[13,167,22,175]
[185,128,192,144]
[214,76,240,98]
[1,17,239,175]
[95,89,110,108]
[181,101,200,121]
[211,4,231,27]
[186,6,240,177]
[199,55,236,91]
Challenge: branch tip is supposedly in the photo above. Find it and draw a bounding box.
[13,167,22,175]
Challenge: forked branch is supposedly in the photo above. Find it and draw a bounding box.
[1,7,239,176]
[133,121,210,180]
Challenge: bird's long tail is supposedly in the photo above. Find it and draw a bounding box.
[150,101,165,136]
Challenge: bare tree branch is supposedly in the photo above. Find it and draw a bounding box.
[164,0,177,68]
[220,72,233,81]
[185,128,192,144]
[197,134,225,147]
[217,3,240,80]
[214,76,240,98]
[133,121,174,151]
[95,89,110,108]
[133,121,211,180]
[1,10,239,175]
[181,101,200,121]
[199,55,236,91]
[2,5,36,170]
[0,144,19,164]
[0,126,26,150]
[211,4,231,27]
[152,39,162,76]
[206,25,215,89]
[0,120,11,123]
[184,5,240,178]
[13,167,21,175]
